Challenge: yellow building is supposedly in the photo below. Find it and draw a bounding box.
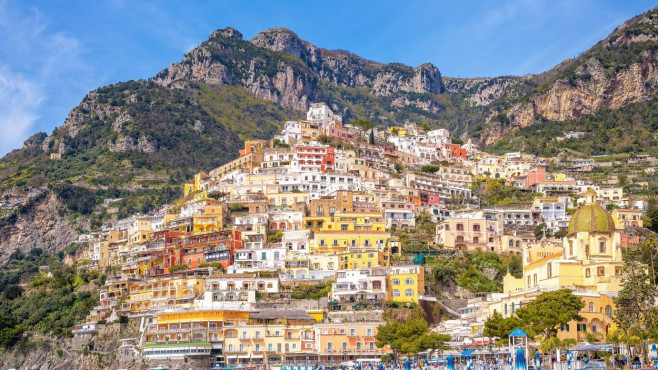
[611,208,643,229]
[486,189,635,342]
[387,265,425,303]
[144,309,249,365]
[128,216,151,246]
[306,211,389,253]
[223,310,317,366]
[125,270,208,313]
[193,202,227,235]
[339,249,390,269]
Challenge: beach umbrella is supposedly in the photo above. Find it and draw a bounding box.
[358,363,362,370]
[535,351,541,370]
[283,367,287,370]
[515,348,527,370]
[447,355,455,370]
[651,344,658,361]
[467,356,473,370]
[405,358,411,370]
[566,350,572,368]
[225,366,232,370]
[212,366,223,370]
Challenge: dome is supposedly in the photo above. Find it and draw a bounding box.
[568,203,615,234]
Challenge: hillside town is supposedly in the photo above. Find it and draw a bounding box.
[62,103,655,369]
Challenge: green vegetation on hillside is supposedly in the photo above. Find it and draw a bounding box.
[427,251,522,293]
[489,97,658,156]
[0,249,101,348]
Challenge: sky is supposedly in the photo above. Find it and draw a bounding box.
[0,0,654,156]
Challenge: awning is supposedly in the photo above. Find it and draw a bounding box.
[461,350,474,356]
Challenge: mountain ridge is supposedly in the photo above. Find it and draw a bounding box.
[1,8,658,258]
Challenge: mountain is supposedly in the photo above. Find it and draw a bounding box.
[1,8,658,257]
[478,7,658,155]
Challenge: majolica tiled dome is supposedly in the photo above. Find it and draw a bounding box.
[568,189,615,233]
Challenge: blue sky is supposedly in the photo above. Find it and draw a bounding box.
[0,0,653,156]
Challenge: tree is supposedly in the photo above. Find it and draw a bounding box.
[553,228,568,239]
[451,137,464,145]
[614,258,657,368]
[645,197,658,233]
[376,317,447,361]
[207,191,228,200]
[267,231,283,243]
[369,128,375,145]
[515,289,584,342]
[483,311,525,343]
[351,119,374,131]
[394,163,404,174]
[534,223,551,240]
[618,174,629,187]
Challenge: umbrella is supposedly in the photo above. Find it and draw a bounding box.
[467,356,473,370]
[235,366,245,370]
[283,367,287,370]
[211,366,223,370]
[358,364,362,370]
[566,350,572,368]
[225,366,232,370]
[515,348,527,370]
[536,351,541,370]
[405,358,411,370]
[448,355,455,370]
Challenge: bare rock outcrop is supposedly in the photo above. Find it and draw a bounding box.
[0,192,78,264]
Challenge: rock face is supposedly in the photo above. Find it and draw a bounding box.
[479,7,658,146]
[0,192,78,263]
[153,27,443,113]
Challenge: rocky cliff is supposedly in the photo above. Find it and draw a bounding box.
[154,27,443,113]
[479,7,658,146]
[0,192,78,264]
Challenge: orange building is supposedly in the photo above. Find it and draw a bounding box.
[239,140,269,157]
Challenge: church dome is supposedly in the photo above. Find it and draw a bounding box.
[568,189,615,233]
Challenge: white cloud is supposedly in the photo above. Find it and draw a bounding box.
[0,0,86,155]
[0,66,44,153]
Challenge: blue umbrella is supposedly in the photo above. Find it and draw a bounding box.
[566,350,571,368]
[358,363,362,370]
[535,351,541,370]
[405,358,411,370]
[515,348,527,370]
[283,367,287,370]
[467,355,473,370]
[447,355,455,370]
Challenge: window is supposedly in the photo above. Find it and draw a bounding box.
[350,328,356,336]
[392,289,400,297]
[405,278,414,285]
[605,305,613,317]
[615,266,622,276]
[342,342,348,350]
[599,240,606,253]
[268,343,273,351]
[341,224,348,231]
[405,289,414,297]
[367,328,372,336]
[577,324,587,332]
[561,324,570,331]
[391,279,400,286]
[547,263,552,278]
[597,267,605,276]
[327,342,333,350]
[585,268,591,278]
